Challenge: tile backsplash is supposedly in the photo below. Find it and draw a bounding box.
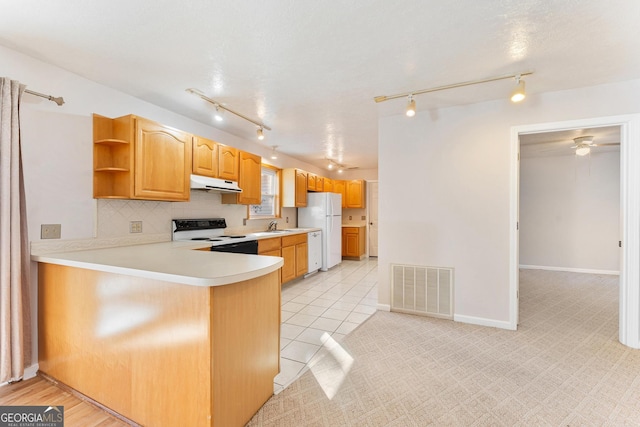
[97,191,296,238]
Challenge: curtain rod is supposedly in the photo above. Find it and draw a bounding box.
[24,89,65,106]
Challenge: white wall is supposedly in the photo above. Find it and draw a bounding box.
[379,79,640,325]
[520,151,620,273]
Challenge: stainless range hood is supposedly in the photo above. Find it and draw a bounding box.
[190,174,242,193]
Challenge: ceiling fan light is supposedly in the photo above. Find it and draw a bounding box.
[576,146,591,156]
[405,96,416,117]
[510,79,526,103]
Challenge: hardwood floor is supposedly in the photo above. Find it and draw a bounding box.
[0,376,130,426]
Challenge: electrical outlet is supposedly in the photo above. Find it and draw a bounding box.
[286,217,289,223]
[361,216,366,220]
[349,216,352,220]
[130,221,143,233]
[41,224,61,239]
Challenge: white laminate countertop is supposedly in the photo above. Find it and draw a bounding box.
[32,241,283,287]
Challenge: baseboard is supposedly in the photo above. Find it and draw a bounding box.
[519,264,620,276]
[377,303,391,312]
[24,363,39,380]
[454,314,515,331]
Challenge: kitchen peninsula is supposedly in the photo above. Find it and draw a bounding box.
[33,242,283,427]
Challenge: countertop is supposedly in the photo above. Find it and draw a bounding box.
[31,228,319,287]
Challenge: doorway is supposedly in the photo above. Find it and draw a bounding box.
[509,114,640,348]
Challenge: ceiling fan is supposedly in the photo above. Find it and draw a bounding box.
[571,136,619,156]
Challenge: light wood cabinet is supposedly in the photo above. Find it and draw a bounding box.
[307,173,317,191]
[221,151,262,205]
[346,179,366,208]
[282,168,308,207]
[218,145,239,181]
[281,233,308,284]
[342,226,366,260]
[134,118,192,201]
[93,114,191,201]
[324,178,333,192]
[333,180,346,208]
[258,238,281,284]
[281,245,296,283]
[315,176,324,192]
[192,136,218,178]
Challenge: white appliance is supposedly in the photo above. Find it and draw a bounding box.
[307,230,322,274]
[298,193,342,271]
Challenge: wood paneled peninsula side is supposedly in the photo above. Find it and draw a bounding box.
[32,242,283,427]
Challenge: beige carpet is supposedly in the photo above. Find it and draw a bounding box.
[247,270,640,426]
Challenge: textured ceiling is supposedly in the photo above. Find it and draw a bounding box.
[2,1,640,170]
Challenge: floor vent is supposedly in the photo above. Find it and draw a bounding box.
[391,264,453,319]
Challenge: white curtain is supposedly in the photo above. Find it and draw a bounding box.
[0,77,32,383]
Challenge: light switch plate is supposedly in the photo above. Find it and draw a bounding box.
[41,224,61,239]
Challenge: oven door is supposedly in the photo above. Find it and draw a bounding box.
[210,240,258,254]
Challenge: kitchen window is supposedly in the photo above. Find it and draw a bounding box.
[249,165,281,218]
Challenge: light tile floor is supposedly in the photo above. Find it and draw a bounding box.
[274,258,378,393]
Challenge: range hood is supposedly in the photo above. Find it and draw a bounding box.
[190,174,242,193]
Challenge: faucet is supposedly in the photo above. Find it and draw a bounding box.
[268,220,278,231]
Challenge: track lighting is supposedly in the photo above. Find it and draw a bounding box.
[374,71,533,114]
[270,146,278,160]
[186,88,271,137]
[510,75,526,103]
[327,159,346,171]
[213,104,224,122]
[405,95,416,117]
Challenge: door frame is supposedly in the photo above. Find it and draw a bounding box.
[509,114,640,348]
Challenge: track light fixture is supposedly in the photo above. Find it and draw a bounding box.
[374,71,533,116]
[510,75,526,103]
[213,104,225,122]
[405,95,416,117]
[270,145,278,160]
[327,158,347,172]
[186,88,271,140]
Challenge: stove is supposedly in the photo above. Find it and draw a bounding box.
[172,218,258,253]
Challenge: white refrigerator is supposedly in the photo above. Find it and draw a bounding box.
[298,192,342,271]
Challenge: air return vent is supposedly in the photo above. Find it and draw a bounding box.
[391,264,453,319]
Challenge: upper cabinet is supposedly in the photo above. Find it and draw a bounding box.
[345,179,366,208]
[307,173,317,191]
[218,145,239,181]
[324,178,333,192]
[333,180,346,208]
[93,114,191,202]
[282,168,308,207]
[221,151,262,205]
[192,136,218,178]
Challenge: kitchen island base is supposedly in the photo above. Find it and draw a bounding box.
[38,263,280,427]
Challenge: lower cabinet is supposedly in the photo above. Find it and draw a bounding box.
[282,234,308,284]
[342,226,366,260]
[259,234,308,284]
